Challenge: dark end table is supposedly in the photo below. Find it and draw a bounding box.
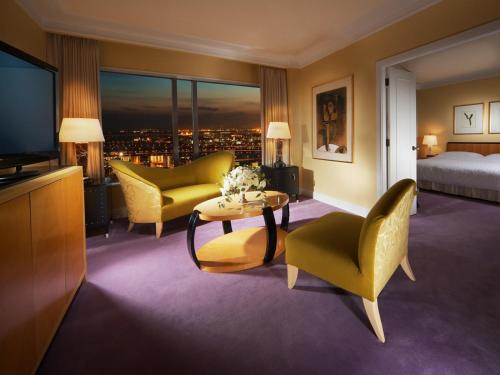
[84,182,112,238]
[260,165,299,202]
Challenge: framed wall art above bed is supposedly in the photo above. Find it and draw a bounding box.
[454,103,483,134]
[489,101,500,134]
[312,76,353,162]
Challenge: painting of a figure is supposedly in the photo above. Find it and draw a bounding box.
[312,76,352,162]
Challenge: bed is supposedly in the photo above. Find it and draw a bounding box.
[417,142,500,203]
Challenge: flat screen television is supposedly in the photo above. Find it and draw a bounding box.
[0,41,58,179]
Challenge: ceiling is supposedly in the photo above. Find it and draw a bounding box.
[402,32,500,89]
[17,0,438,68]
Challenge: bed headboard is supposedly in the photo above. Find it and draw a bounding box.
[447,142,500,155]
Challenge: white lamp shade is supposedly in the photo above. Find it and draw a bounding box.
[59,118,105,143]
[266,122,291,139]
[422,134,437,146]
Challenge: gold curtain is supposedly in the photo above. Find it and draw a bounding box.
[47,34,104,181]
[259,66,289,166]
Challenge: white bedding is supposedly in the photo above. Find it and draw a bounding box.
[417,152,500,192]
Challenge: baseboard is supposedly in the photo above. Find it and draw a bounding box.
[301,189,369,217]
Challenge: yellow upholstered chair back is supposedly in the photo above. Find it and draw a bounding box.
[358,179,416,299]
[109,151,234,190]
[191,151,234,185]
[108,160,195,190]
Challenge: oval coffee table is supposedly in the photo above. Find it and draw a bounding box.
[187,190,289,273]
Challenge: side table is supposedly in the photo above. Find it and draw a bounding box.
[84,182,111,237]
[260,165,299,201]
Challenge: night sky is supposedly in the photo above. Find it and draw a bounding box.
[101,72,260,132]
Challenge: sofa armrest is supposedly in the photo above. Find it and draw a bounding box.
[115,171,163,223]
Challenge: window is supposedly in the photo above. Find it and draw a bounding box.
[177,79,194,165]
[197,82,261,166]
[101,71,261,175]
[101,71,173,175]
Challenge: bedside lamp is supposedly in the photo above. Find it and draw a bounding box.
[266,122,291,168]
[59,118,105,177]
[422,134,437,157]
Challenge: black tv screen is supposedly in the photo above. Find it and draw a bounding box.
[0,42,58,163]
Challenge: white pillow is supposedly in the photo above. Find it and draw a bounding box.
[485,153,500,162]
[435,151,484,161]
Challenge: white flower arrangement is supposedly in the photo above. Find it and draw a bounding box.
[219,166,267,207]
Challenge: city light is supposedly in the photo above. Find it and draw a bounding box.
[103,127,262,176]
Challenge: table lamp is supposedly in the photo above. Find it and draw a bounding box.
[59,118,105,176]
[266,122,291,168]
[422,134,437,157]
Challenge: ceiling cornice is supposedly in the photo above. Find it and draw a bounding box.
[42,17,296,68]
[17,0,441,69]
[416,68,500,90]
[295,0,441,68]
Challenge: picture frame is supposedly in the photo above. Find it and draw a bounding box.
[489,101,500,134]
[453,103,484,134]
[312,76,353,162]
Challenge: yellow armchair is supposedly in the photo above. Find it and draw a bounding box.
[286,179,416,342]
[109,151,234,238]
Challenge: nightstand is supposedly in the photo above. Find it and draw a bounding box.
[260,165,299,201]
[84,182,111,237]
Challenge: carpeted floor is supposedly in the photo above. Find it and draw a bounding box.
[37,191,500,375]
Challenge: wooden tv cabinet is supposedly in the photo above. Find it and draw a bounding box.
[0,166,86,375]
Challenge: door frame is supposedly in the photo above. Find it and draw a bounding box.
[375,19,500,198]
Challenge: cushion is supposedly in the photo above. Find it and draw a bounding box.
[161,184,221,220]
[286,212,369,297]
[485,153,500,162]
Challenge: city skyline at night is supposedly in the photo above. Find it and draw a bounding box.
[100,71,262,174]
[101,71,260,132]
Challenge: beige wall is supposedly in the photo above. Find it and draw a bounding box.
[417,75,500,156]
[0,0,46,61]
[287,0,500,212]
[99,41,259,84]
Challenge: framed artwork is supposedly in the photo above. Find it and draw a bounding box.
[489,101,500,134]
[312,76,352,162]
[453,103,483,134]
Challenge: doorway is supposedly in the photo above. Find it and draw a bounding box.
[376,19,500,201]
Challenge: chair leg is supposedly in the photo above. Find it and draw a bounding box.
[128,222,134,232]
[400,254,416,281]
[155,222,163,239]
[362,298,385,343]
[287,265,298,289]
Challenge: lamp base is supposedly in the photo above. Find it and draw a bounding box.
[273,159,286,168]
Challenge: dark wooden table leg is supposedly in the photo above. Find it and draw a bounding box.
[187,210,201,269]
[222,220,232,234]
[280,203,290,231]
[263,206,277,263]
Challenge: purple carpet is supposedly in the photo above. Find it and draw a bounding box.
[37,192,500,375]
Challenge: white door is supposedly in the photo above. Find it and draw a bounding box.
[387,67,417,214]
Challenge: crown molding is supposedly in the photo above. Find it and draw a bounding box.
[417,68,500,90]
[43,19,298,68]
[294,0,441,68]
[17,0,440,69]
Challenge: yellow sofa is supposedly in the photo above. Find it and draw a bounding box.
[286,179,416,342]
[109,151,234,238]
